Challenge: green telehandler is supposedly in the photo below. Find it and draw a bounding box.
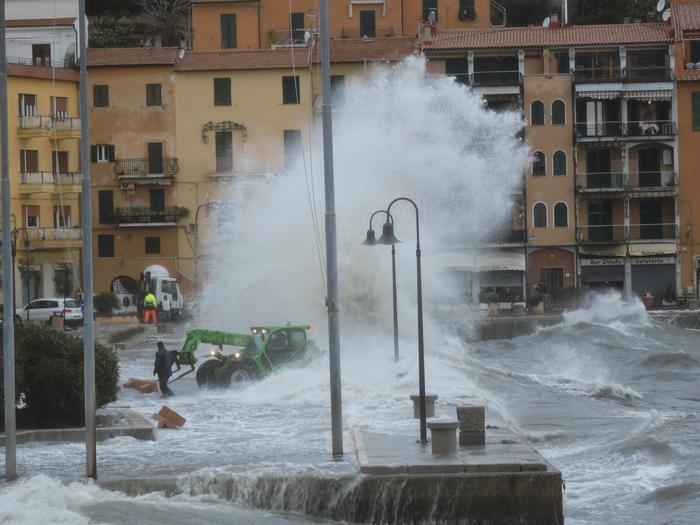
[171,324,316,387]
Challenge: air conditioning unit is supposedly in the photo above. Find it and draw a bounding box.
[120,183,135,191]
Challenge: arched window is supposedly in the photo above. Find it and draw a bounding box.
[553,151,567,176]
[552,100,566,125]
[554,202,568,228]
[532,151,546,176]
[534,202,547,228]
[531,100,545,126]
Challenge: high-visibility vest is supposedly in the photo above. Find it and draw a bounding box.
[144,293,157,307]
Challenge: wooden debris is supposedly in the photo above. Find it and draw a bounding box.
[151,405,186,430]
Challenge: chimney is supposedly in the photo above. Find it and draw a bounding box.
[549,13,560,29]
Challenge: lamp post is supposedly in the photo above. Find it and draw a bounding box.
[363,210,400,362]
[193,201,218,291]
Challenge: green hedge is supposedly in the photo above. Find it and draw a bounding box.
[94,292,119,316]
[0,322,119,429]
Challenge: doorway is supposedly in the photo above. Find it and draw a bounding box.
[540,267,564,303]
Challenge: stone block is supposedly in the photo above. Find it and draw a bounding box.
[456,405,485,432]
[410,393,438,419]
[460,430,486,446]
[427,421,459,456]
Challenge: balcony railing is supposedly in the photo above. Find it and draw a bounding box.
[577,224,626,242]
[624,65,673,82]
[471,71,521,86]
[20,171,81,185]
[491,228,526,244]
[575,121,623,138]
[7,56,68,68]
[25,227,82,241]
[341,26,395,38]
[627,171,677,190]
[577,172,626,191]
[113,206,185,225]
[269,28,314,47]
[18,115,81,132]
[625,120,677,137]
[574,67,622,83]
[577,171,677,192]
[114,158,179,178]
[628,223,677,241]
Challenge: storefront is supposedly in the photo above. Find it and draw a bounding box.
[578,245,626,290]
[629,243,677,305]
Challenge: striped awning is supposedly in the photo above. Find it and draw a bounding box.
[578,245,627,257]
[577,90,620,100]
[623,90,673,101]
[628,243,677,256]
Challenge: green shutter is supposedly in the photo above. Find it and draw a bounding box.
[693,92,700,131]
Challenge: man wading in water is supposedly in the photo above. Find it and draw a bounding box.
[154,341,175,396]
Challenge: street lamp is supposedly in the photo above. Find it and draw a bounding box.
[193,201,218,291]
[363,210,400,362]
[374,197,428,445]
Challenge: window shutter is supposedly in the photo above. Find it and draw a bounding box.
[693,92,700,131]
[91,145,97,163]
[108,144,116,162]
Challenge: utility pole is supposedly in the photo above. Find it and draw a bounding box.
[1,0,17,481]
[320,0,343,457]
[78,0,96,478]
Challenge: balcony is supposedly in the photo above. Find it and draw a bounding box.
[576,172,626,193]
[627,171,677,193]
[341,26,395,38]
[486,228,526,245]
[624,120,677,138]
[112,206,185,226]
[574,120,676,142]
[18,172,82,195]
[624,65,673,82]
[7,56,70,68]
[574,67,622,83]
[628,223,677,241]
[269,28,314,47]
[114,158,179,183]
[25,227,82,241]
[576,171,677,195]
[471,71,521,87]
[577,224,626,243]
[574,121,623,140]
[17,115,81,139]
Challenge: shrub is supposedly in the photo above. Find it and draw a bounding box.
[0,323,119,429]
[94,292,119,316]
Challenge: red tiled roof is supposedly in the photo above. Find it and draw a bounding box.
[8,63,79,82]
[6,17,76,28]
[672,2,700,33]
[329,37,417,62]
[87,47,179,67]
[424,23,672,51]
[176,48,312,70]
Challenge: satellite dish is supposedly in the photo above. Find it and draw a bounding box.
[662,8,671,22]
[543,16,551,28]
[656,0,665,13]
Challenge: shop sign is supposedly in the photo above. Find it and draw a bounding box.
[580,258,624,266]
[631,257,675,265]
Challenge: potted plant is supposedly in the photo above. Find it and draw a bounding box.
[479,291,501,317]
[528,292,544,315]
[662,285,677,307]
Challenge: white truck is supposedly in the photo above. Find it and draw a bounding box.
[143,264,184,319]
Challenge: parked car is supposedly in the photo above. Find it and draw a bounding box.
[16,297,83,326]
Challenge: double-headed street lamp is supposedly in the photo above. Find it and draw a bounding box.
[364,197,428,445]
[363,210,400,362]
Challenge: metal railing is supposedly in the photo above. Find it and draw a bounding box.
[577,224,626,242]
[269,28,314,47]
[577,172,626,190]
[25,227,82,241]
[577,171,677,192]
[7,56,68,68]
[575,121,623,138]
[628,223,677,240]
[625,120,677,137]
[624,65,673,82]
[491,228,526,243]
[627,171,677,189]
[573,67,622,82]
[341,26,395,38]
[114,158,179,178]
[471,70,521,86]
[18,115,81,131]
[113,206,185,224]
[20,172,81,185]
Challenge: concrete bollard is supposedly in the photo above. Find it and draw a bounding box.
[427,421,459,455]
[409,393,438,419]
[456,405,485,446]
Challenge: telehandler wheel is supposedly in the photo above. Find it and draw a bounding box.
[196,360,224,387]
[223,364,256,386]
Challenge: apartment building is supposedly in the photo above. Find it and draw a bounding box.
[1,16,82,306]
[423,15,680,305]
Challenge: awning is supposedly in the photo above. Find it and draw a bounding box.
[623,90,672,101]
[628,242,677,256]
[436,249,525,272]
[577,90,620,100]
[581,265,625,283]
[578,245,627,257]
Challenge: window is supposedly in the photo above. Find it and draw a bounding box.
[145,237,161,254]
[98,190,113,224]
[19,149,39,173]
[533,203,547,228]
[93,85,109,107]
[691,41,700,63]
[148,142,163,174]
[22,205,40,228]
[50,96,68,118]
[556,52,569,73]
[215,131,233,172]
[98,235,115,257]
[554,203,568,228]
[553,151,567,176]
[54,206,71,227]
[552,100,565,125]
[32,44,51,66]
[52,151,69,174]
[359,11,376,38]
[532,151,546,176]
[146,83,162,106]
[150,188,165,211]
[531,100,544,125]
[458,0,475,21]
[423,0,438,21]
[221,14,237,49]
[282,76,300,104]
[290,12,305,42]
[446,58,470,84]
[284,129,302,170]
[330,75,345,105]
[214,78,232,106]
[693,92,700,131]
[91,144,115,163]
[18,93,37,116]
